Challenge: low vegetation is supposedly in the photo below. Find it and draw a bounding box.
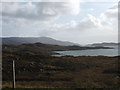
[2,43,119,89]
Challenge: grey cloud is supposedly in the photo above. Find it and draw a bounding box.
[2,2,80,22]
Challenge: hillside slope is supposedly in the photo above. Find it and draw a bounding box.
[2,37,79,46]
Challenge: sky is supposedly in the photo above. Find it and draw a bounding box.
[0,0,119,45]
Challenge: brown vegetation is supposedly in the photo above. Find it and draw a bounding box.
[2,43,119,88]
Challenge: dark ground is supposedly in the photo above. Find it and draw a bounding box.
[2,43,120,88]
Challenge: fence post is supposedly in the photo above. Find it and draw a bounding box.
[12,60,16,89]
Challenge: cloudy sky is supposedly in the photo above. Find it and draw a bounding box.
[1,0,119,45]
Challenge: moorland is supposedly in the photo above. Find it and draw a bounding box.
[2,43,120,89]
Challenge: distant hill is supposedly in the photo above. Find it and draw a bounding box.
[91,42,119,47]
[2,37,79,46]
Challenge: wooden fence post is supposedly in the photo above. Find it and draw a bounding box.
[12,60,16,89]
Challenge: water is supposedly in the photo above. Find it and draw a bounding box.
[53,46,119,56]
